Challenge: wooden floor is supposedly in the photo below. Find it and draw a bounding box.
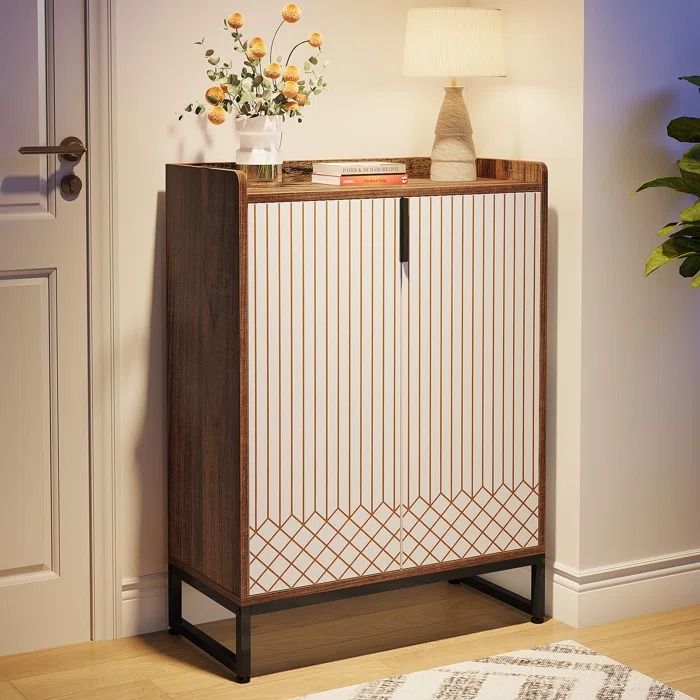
[1,584,698,699]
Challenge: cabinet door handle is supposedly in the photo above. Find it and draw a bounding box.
[400,197,409,263]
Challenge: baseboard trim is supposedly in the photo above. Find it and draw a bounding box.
[121,572,233,637]
[551,548,700,628]
[121,550,700,636]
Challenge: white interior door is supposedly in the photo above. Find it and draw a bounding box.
[0,0,91,654]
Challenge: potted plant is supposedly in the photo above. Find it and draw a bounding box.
[181,3,328,184]
[639,76,700,286]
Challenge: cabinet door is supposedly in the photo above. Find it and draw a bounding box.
[248,199,402,595]
[402,193,542,569]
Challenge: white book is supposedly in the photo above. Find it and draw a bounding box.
[312,160,407,176]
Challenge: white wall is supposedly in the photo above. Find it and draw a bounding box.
[572,0,700,625]
[115,0,700,636]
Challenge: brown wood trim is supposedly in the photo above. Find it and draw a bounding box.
[537,165,548,547]
[239,546,545,606]
[236,170,250,599]
[166,163,245,598]
[476,158,547,185]
[181,157,545,203]
[247,179,541,204]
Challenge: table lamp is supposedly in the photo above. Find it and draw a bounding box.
[403,7,505,181]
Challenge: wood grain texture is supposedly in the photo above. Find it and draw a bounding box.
[185,158,544,203]
[537,165,548,546]
[166,164,246,599]
[1,601,698,699]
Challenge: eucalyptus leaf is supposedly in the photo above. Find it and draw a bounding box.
[252,75,263,87]
[208,56,220,65]
[205,49,215,56]
[304,61,311,71]
[667,117,700,143]
[679,254,700,278]
[309,56,318,65]
[207,69,216,81]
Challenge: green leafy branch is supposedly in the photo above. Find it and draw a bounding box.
[638,76,700,287]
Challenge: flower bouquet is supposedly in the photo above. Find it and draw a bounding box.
[181,3,328,183]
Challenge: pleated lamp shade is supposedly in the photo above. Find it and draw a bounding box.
[403,7,505,79]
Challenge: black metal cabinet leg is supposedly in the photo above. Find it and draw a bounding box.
[235,607,252,683]
[168,565,182,635]
[531,558,545,624]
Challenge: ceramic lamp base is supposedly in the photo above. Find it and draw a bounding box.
[430,86,477,182]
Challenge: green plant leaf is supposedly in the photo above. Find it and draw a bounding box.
[672,235,700,254]
[309,56,318,65]
[680,199,700,222]
[679,144,700,178]
[670,225,700,238]
[667,117,700,143]
[680,75,700,88]
[205,49,214,56]
[692,273,700,287]
[657,222,679,237]
[637,177,695,194]
[645,240,686,276]
[679,254,700,278]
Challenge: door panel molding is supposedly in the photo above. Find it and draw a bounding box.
[0,269,59,585]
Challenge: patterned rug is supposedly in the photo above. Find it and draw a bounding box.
[294,641,693,699]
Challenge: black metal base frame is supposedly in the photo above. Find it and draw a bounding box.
[168,553,546,683]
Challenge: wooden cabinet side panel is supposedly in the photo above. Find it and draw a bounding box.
[402,193,542,569]
[166,165,245,598]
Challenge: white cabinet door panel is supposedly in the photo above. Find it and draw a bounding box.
[402,193,541,569]
[248,199,402,595]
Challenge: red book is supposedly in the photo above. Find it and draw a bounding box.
[311,173,409,187]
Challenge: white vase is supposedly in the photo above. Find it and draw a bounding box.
[235,115,284,184]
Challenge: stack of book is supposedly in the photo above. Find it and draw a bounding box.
[311,161,408,187]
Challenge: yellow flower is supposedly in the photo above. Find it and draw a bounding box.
[282,81,299,99]
[249,36,264,46]
[296,92,308,106]
[247,39,267,60]
[283,100,298,111]
[264,62,283,79]
[205,86,225,105]
[282,65,300,82]
[226,12,244,29]
[308,32,323,48]
[207,106,226,125]
[282,3,301,23]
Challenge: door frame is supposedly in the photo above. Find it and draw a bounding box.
[86,0,121,640]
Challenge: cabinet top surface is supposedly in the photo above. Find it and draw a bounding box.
[247,177,542,203]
